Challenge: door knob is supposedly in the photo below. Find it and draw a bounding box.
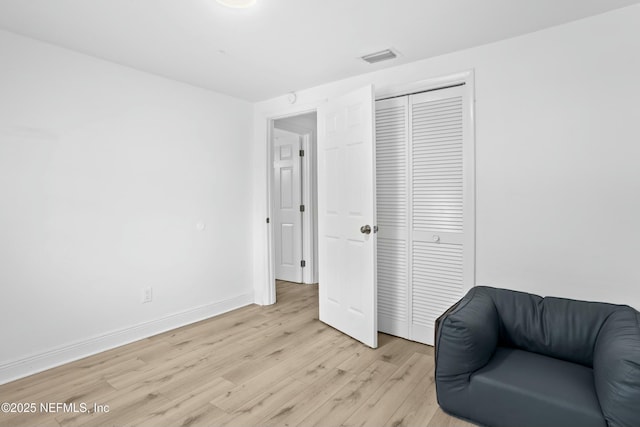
[360,225,372,235]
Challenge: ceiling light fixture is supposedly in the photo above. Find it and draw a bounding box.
[361,49,397,64]
[216,0,256,8]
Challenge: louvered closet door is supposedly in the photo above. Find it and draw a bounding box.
[410,85,473,345]
[376,97,410,339]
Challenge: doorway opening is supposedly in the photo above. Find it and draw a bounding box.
[269,112,318,288]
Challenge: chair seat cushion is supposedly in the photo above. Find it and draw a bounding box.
[468,347,606,427]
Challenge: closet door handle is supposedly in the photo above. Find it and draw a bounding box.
[360,225,372,235]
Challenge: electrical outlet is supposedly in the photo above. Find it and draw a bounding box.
[142,287,153,304]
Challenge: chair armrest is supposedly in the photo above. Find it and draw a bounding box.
[435,287,500,378]
[434,297,463,356]
[593,308,640,427]
[434,287,500,414]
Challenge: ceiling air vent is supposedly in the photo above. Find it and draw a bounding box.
[361,49,397,64]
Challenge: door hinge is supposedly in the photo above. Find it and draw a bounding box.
[299,149,305,157]
[300,204,305,212]
[266,217,270,224]
[301,260,306,268]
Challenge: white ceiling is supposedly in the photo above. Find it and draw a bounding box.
[0,0,638,102]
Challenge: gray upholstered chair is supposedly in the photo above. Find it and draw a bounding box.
[434,286,640,427]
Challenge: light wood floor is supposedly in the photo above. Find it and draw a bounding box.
[0,281,473,427]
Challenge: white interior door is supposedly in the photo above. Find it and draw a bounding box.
[409,85,473,345]
[318,85,377,348]
[376,96,410,339]
[273,128,303,283]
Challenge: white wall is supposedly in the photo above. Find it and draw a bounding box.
[253,5,640,309]
[0,30,254,384]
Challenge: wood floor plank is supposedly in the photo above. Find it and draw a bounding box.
[211,377,307,427]
[427,407,476,427]
[290,336,360,385]
[211,328,341,412]
[161,402,226,427]
[55,387,172,427]
[385,366,439,427]
[259,367,354,427]
[132,379,232,427]
[120,323,273,379]
[0,281,467,427]
[337,332,420,374]
[216,316,344,385]
[154,372,235,402]
[0,408,61,427]
[159,308,269,348]
[0,356,143,403]
[342,352,433,427]
[296,359,399,427]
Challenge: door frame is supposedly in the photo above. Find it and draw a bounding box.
[266,109,318,303]
[262,70,475,306]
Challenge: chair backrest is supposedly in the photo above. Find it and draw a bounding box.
[479,286,620,367]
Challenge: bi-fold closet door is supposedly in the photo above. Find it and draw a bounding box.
[376,84,474,345]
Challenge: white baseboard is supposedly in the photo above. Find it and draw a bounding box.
[0,293,254,385]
